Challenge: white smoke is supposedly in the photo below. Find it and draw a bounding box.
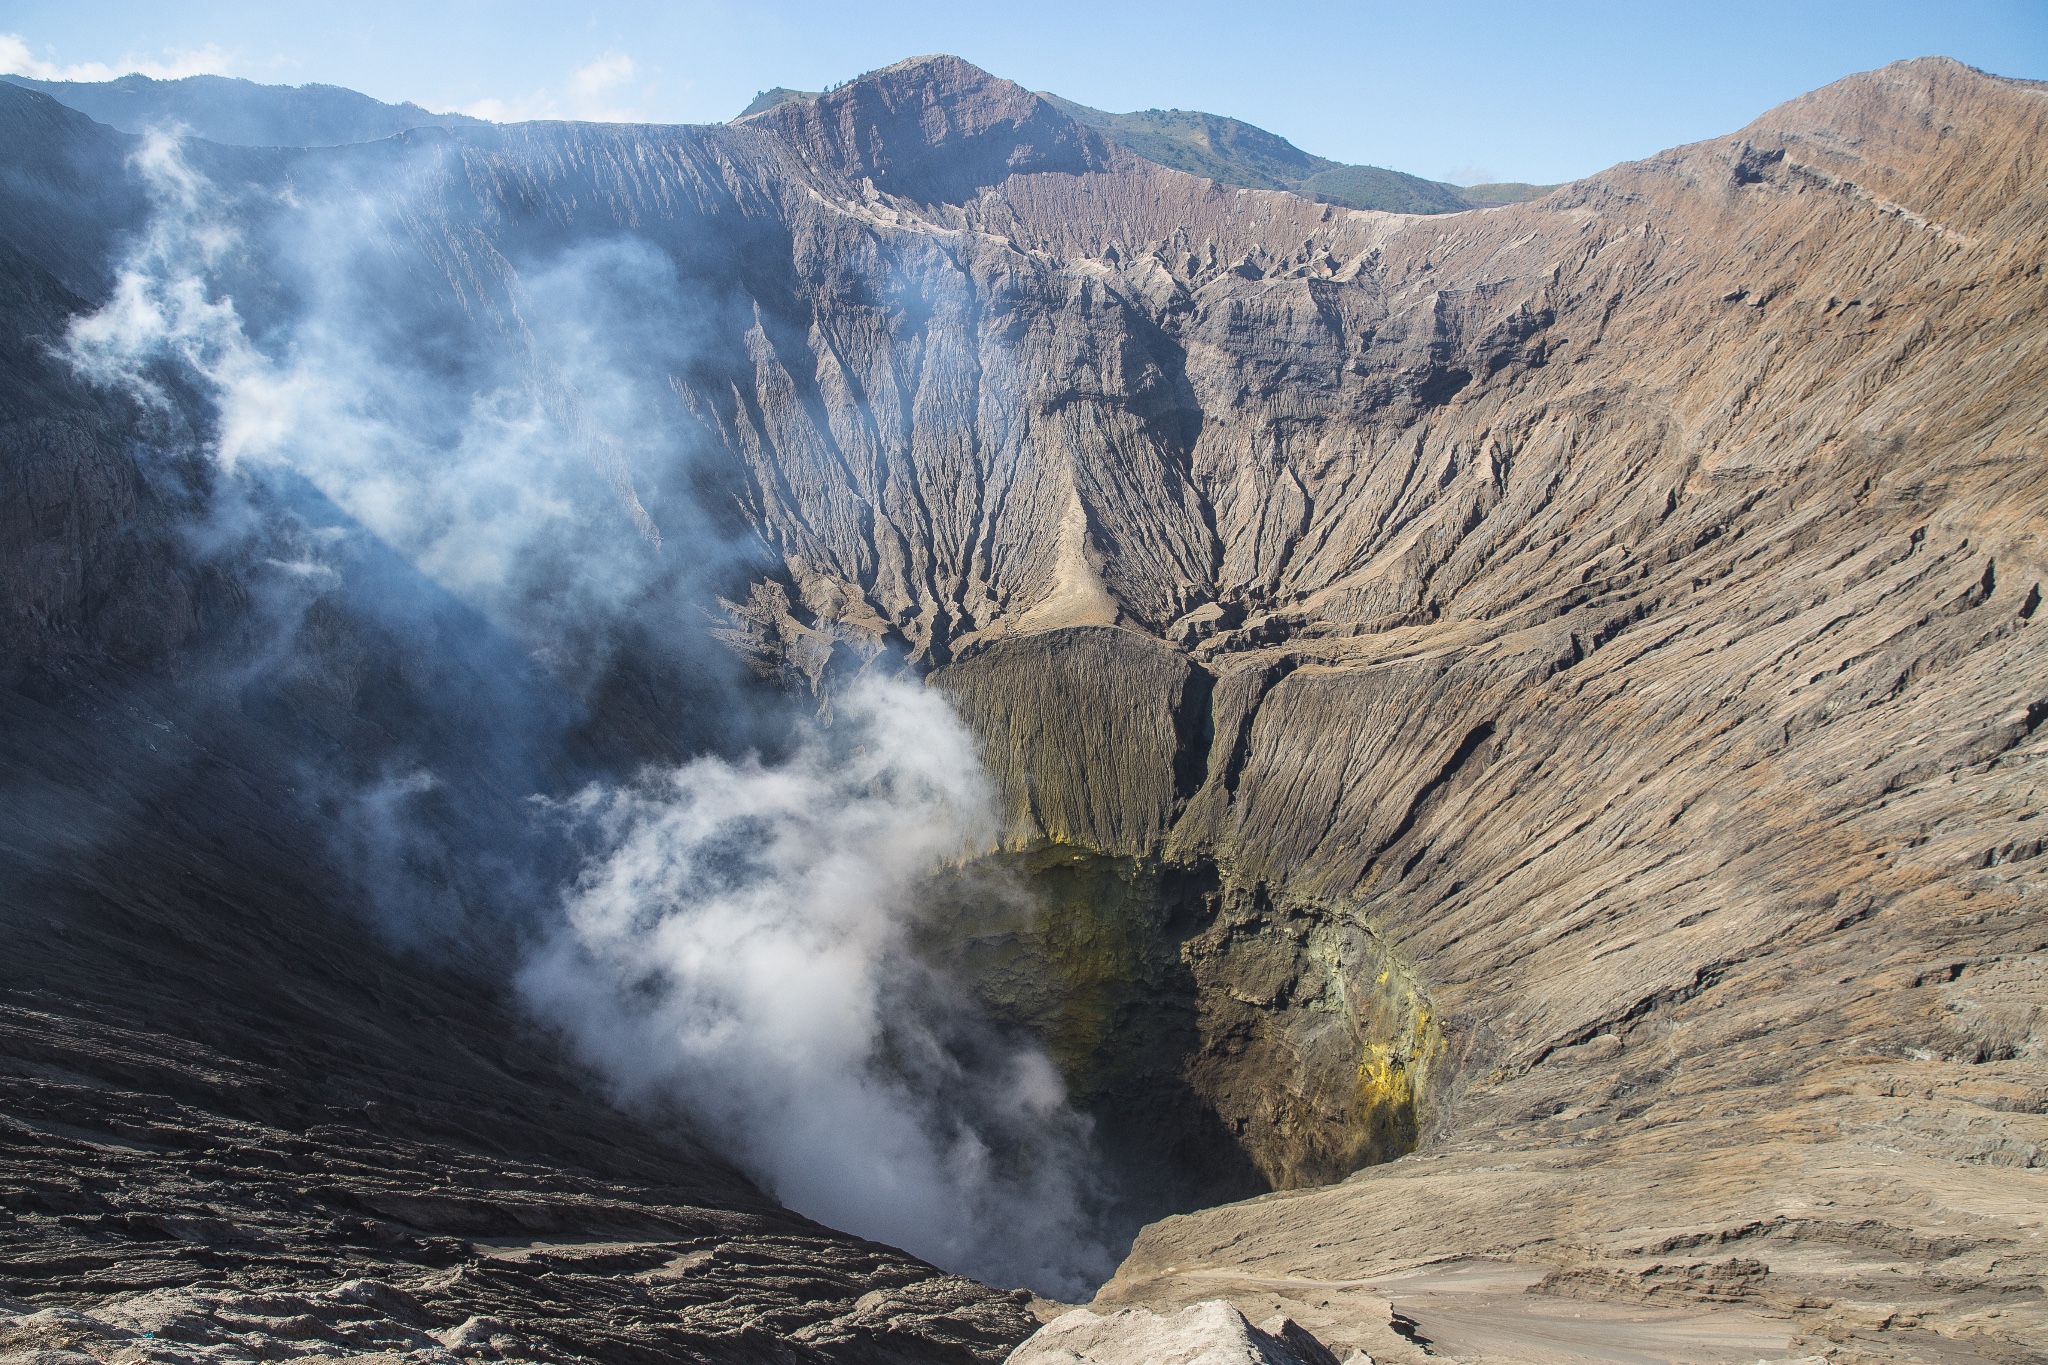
[522,677,1114,1294]
[60,131,1121,1297]
[64,132,674,631]
[65,132,263,412]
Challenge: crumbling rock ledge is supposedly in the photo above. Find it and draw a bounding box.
[1008,1300,1380,1365]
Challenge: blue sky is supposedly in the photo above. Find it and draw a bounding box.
[5,1,2043,184]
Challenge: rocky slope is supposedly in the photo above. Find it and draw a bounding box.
[715,56,2048,1359]
[1,48,2044,1365]
[0,78,1034,1365]
[0,677,1038,1365]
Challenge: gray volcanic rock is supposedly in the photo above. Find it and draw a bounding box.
[936,627,1206,854]
[0,80,1037,1365]
[738,56,1124,204]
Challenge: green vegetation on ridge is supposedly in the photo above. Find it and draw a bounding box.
[737,86,819,118]
[1037,93,1551,214]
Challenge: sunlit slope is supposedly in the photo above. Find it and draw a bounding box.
[1034,93,1488,213]
[736,77,1547,212]
[718,56,2048,1353]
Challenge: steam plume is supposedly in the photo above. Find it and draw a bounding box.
[59,129,1122,1297]
[523,677,1116,1295]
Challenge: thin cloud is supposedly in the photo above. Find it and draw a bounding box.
[0,31,234,83]
[458,94,529,121]
[462,51,656,123]
[569,53,636,98]
[1443,161,1501,187]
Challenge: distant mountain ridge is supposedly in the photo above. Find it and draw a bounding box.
[1036,94,1549,213]
[6,68,1549,213]
[0,71,485,147]
[735,83,1553,213]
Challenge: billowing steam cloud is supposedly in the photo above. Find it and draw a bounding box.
[62,131,1121,1295]
[66,130,698,640]
[523,678,1114,1295]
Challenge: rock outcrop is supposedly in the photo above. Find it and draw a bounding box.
[1008,1301,1362,1365]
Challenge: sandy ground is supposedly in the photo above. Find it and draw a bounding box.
[1362,1260,1797,1364]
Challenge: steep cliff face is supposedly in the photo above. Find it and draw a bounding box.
[697,51,2048,1240]
[3,49,2045,1362]
[698,56,2048,1355]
